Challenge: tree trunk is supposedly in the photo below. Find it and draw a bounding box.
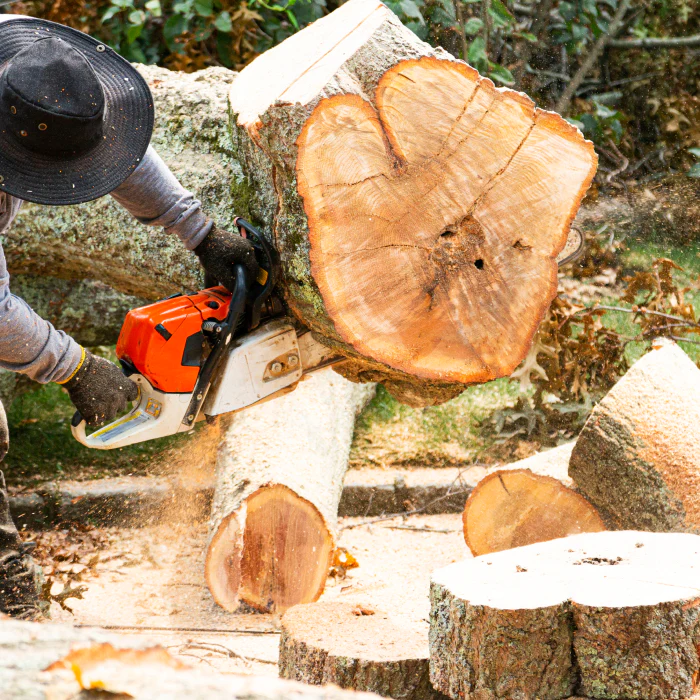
[569,340,700,532]
[279,601,441,700]
[229,0,597,406]
[462,466,605,556]
[205,371,374,614]
[430,530,700,700]
[2,66,239,300]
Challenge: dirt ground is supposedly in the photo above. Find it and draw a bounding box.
[43,513,468,676]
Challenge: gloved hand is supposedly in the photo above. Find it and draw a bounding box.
[63,350,139,428]
[194,224,259,292]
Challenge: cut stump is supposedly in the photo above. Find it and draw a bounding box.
[230,0,597,404]
[430,530,700,700]
[462,467,605,556]
[205,371,374,614]
[279,601,441,700]
[569,340,700,532]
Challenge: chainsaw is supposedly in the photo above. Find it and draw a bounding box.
[71,218,342,450]
[71,222,585,450]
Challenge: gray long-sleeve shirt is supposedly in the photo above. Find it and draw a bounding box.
[0,146,213,383]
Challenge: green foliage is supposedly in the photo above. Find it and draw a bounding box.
[570,95,625,145]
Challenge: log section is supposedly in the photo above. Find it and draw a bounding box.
[430,530,700,700]
[279,601,441,700]
[0,617,380,700]
[569,340,700,532]
[230,0,597,404]
[206,371,374,614]
[462,468,605,556]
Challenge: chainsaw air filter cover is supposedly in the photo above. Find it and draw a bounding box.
[116,287,231,394]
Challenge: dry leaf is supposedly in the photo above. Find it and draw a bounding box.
[45,643,190,695]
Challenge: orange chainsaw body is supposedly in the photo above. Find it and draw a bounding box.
[116,287,231,394]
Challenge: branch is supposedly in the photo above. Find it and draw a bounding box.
[512,0,556,86]
[555,0,631,115]
[608,34,700,49]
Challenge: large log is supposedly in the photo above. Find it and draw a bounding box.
[0,617,381,700]
[462,466,605,556]
[206,371,374,614]
[230,0,597,405]
[569,340,700,532]
[430,530,700,700]
[279,601,440,700]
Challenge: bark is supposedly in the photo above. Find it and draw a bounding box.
[462,466,605,556]
[279,601,442,700]
[0,617,380,700]
[569,340,700,532]
[205,371,374,614]
[230,0,596,405]
[430,530,700,700]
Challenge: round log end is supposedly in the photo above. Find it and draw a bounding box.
[430,531,700,700]
[280,601,440,699]
[297,57,597,386]
[206,484,334,614]
[463,468,606,556]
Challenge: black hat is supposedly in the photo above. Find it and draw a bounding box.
[0,18,154,205]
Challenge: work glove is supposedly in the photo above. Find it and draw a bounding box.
[194,224,259,293]
[63,350,139,428]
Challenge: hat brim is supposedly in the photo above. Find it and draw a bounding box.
[0,18,154,205]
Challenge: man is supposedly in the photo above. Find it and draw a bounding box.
[0,15,259,617]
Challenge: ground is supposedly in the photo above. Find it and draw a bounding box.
[34,513,467,675]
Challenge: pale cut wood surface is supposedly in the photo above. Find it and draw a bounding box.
[205,371,374,614]
[297,57,597,385]
[569,340,700,532]
[279,601,441,699]
[462,468,605,556]
[430,530,700,700]
[0,618,382,700]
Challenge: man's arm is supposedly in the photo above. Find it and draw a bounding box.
[110,146,212,250]
[111,147,258,289]
[0,247,83,384]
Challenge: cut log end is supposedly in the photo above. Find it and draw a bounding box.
[206,483,334,614]
[280,601,441,699]
[430,531,700,700]
[463,468,605,556]
[297,56,597,386]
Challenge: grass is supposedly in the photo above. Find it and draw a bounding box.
[3,381,195,488]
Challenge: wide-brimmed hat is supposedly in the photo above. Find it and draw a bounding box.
[0,17,153,205]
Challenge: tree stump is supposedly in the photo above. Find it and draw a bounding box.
[205,372,374,614]
[462,467,605,556]
[230,0,597,405]
[279,601,441,700]
[430,530,700,700]
[569,340,700,532]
